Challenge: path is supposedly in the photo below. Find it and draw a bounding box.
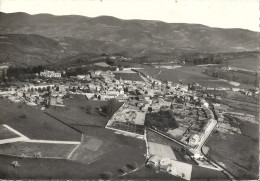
[154,69,162,78]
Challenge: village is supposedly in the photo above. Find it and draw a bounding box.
[0,64,258,180]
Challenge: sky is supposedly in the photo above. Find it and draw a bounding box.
[0,0,259,32]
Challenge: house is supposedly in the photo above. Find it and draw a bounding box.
[189,134,200,146]
[85,93,95,100]
[94,70,102,76]
[138,95,145,101]
[215,96,222,100]
[231,87,240,92]
[115,80,120,85]
[165,81,171,87]
[77,75,86,79]
[147,155,161,168]
[179,85,188,92]
[117,94,129,102]
[154,81,162,86]
[88,83,96,90]
[106,91,119,98]
[40,70,61,78]
[124,80,133,84]
[143,94,151,101]
[118,89,124,94]
[58,85,66,92]
[151,103,161,112]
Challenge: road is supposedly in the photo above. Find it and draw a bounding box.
[192,118,217,153]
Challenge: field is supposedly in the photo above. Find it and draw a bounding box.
[139,66,258,88]
[191,165,228,180]
[138,68,161,77]
[225,58,258,71]
[206,132,259,179]
[138,68,229,87]
[0,123,147,179]
[147,129,183,150]
[237,121,259,139]
[148,142,176,160]
[225,90,258,104]
[0,125,19,140]
[71,126,146,149]
[121,166,185,180]
[0,142,77,158]
[68,135,119,165]
[223,98,259,116]
[0,99,81,141]
[46,95,123,127]
[114,72,143,81]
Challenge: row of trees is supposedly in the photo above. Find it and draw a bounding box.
[5,65,46,81]
[99,161,138,179]
[203,69,257,85]
[193,57,223,65]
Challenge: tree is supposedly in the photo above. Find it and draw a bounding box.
[19,114,27,118]
[127,161,138,170]
[33,152,42,159]
[124,87,129,92]
[170,103,174,109]
[118,166,128,174]
[100,172,113,180]
[11,161,21,167]
[162,118,170,127]
[107,98,117,117]
[85,105,92,114]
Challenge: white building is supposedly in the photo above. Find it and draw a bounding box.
[40,70,61,78]
[189,134,200,146]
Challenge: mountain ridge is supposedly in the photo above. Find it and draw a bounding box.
[0,12,258,66]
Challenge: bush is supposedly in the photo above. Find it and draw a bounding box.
[19,114,27,118]
[85,105,92,114]
[118,166,127,174]
[99,172,113,180]
[127,161,138,170]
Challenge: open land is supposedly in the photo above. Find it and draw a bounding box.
[0,125,19,140]
[138,68,235,88]
[114,72,143,81]
[0,142,77,158]
[206,131,259,180]
[0,99,81,141]
[224,57,258,71]
[46,95,123,127]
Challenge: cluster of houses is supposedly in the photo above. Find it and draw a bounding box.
[39,70,61,78]
[0,65,258,179]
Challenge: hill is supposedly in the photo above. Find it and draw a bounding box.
[0,34,70,66]
[0,12,258,66]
